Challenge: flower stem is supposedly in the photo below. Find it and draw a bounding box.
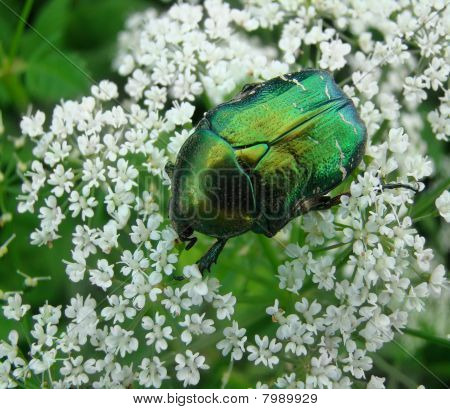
[8,0,34,64]
[372,355,418,388]
[403,328,450,349]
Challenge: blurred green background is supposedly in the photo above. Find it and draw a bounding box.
[0,0,449,388]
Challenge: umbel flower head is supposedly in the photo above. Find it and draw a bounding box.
[2,0,449,389]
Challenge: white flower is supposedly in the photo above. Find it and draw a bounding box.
[142,312,173,352]
[89,259,114,290]
[91,80,119,101]
[213,292,236,320]
[60,356,96,387]
[65,294,97,344]
[105,325,138,357]
[95,221,119,254]
[307,354,341,388]
[341,340,372,379]
[388,127,409,154]
[277,260,305,294]
[216,321,247,361]
[367,375,386,389]
[101,295,136,324]
[281,320,315,357]
[20,111,45,137]
[429,265,447,297]
[68,191,97,221]
[29,350,56,375]
[161,287,192,317]
[119,249,149,276]
[436,190,450,222]
[247,335,282,369]
[48,164,74,197]
[182,269,220,306]
[138,357,169,388]
[319,38,351,71]
[165,101,195,126]
[403,76,428,105]
[125,69,150,99]
[123,272,162,309]
[174,350,209,387]
[2,294,30,321]
[276,373,305,389]
[179,313,215,345]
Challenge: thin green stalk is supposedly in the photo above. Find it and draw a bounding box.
[372,355,418,388]
[311,241,348,253]
[413,210,439,223]
[258,235,280,268]
[411,177,450,219]
[8,0,34,64]
[220,359,234,389]
[403,328,450,349]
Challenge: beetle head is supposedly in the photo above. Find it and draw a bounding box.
[169,128,257,240]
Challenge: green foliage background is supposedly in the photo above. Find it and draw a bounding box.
[0,0,448,388]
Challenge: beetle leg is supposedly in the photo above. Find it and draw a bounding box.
[304,182,419,214]
[185,236,197,250]
[381,182,419,193]
[165,161,175,179]
[196,238,228,274]
[303,195,344,212]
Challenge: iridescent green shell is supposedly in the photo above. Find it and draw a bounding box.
[170,69,366,239]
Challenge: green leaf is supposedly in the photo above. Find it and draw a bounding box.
[19,0,71,58]
[412,176,450,219]
[403,328,450,349]
[25,51,91,103]
[0,81,10,107]
[34,0,70,39]
[66,0,147,50]
[0,12,14,46]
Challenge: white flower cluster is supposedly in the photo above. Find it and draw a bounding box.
[2,0,449,389]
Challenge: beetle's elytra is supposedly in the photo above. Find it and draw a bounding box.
[166,69,367,272]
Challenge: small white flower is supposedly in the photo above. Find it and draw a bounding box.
[91,80,119,101]
[213,292,236,320]
[119,249,149,276]
[105,325,138,357]
[161,287,192,317]
[123,271,162,309]
[388,127,409,154]
[60,355,95,387]
[20,111,45,137]
[175,350,209,387]
[276,373,305,389]
[89,259,114,290]
[216,321,247,361]
[165,101,195,126]
[138,357,169,388]
[429,264,447,297]
[179,313,215,345]
[2,294,30,321]
[367,375,386,389]
[142,312,173,352]
[436,190,450,223]
[101,295,136,324]
[319,38,351,71]
[247,335,282,369]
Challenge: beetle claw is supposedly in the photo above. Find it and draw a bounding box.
[185,236,197,250]
[195,238,228,275]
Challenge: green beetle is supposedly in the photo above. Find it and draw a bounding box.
[166,69,367,272]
